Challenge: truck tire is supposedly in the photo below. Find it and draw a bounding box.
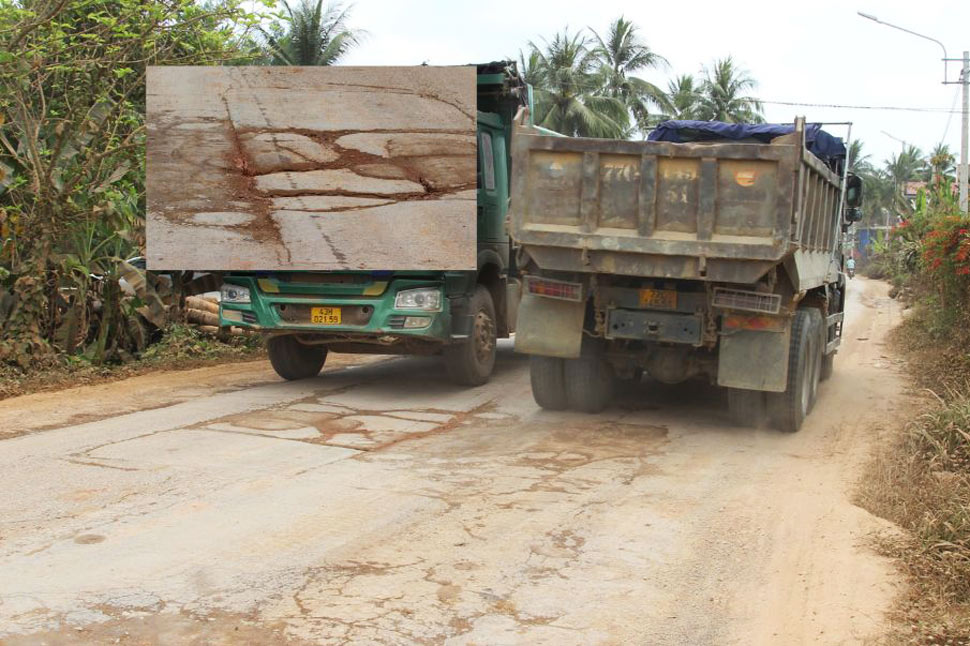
[820,353,835,381]
[444,285,496,386]
[564,346,614,414]
[267,335,327,380]
[768,309,820,433]
[728,388,767,428]
[530,356,568,410]
[805,308,824,411]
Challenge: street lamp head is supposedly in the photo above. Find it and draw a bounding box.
[857,11,879,22]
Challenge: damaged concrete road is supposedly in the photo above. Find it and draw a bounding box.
[0,279,907,645]
[145,66,476,271]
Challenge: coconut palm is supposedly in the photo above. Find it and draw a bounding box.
[662,74,703,121]
[697,57,764,123]
[928,143,956,181]
[884,146,927,215]
[847,140,872,175]
[523,30,629,138]
[590,16,671,133]
[262,0,363,66]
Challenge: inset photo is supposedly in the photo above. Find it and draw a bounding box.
[146,65,476,270]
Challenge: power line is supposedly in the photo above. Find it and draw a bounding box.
[941,86,962,141]
[758,99,961,114]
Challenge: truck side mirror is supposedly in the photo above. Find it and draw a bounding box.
[845,174,863,209]
[846,207,862,223]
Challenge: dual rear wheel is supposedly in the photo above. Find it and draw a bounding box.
[530,345,615,413]
[728,307,825,432]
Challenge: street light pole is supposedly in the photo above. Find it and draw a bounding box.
[858,12,968,214]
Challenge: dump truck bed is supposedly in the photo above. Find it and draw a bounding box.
[509,119,845,288]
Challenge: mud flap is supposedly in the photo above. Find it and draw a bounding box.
[718,327,791,392]
[513,292,585,358]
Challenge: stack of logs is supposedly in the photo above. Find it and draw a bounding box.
[184,296,247,337]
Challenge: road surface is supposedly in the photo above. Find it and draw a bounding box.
[0,278,908,645]
[146,66,476,271]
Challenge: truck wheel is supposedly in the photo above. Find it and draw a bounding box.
[444,285,496,386]
[564,346,614,414]
[267,335,327,380]
[728,388,767,428]
[530,356,568,410]
[805,308,823,411]
[768,309,818,433]
[820,353,835,381]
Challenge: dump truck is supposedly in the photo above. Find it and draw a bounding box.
[509,116,862,432]
[219,62,533,385]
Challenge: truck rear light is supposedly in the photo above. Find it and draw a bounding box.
[722,313,787,332]
[712,288,781,314]
[524,276,583,302]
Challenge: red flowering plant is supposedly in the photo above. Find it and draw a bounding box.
[921,214,970,307]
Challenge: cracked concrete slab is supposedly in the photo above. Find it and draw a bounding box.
[270,195,393,211]
[253,168,424,196]
[271,198,475,268]
[336,132,476,158]
[146,66,476,271]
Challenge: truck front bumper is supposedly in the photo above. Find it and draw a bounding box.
[219,277,453,340]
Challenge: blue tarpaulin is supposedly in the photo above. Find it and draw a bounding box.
[647,120,846,171]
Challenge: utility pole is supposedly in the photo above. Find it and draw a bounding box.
[857,13,968,214]
[960,50,968,213]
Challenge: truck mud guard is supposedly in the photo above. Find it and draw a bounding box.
[513,292,585,359]
[717,323,792,392]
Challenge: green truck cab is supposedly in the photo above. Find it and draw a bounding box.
[219,62,530,385]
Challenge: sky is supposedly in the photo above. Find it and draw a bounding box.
[336,0,969,169]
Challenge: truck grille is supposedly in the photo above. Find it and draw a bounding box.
[712,288,781,314]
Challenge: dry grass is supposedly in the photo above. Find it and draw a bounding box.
[860,302,970,645]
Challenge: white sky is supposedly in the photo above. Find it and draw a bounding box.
[338,0,969,169]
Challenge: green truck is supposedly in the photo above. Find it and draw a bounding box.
[219,62,530,385]
[509,116,862,431]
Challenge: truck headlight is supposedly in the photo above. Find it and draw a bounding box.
[394,287,441,311]
[220,284,251,304]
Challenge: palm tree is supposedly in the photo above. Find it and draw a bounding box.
[928,143,956,182]
[518,48,544,89]
[262,0,363,66]
[523,30,629,138]
[847,140,872,175]
[590,16,671,134]
[697,57,764,123]
[884,146,927,216]
[662,74,703,121]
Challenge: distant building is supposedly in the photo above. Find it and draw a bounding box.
[903,181,926,197]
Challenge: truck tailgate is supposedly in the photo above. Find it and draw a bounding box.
[509,125,841,283]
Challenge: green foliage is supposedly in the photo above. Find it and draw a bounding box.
[695,56,763,123]
[520,19,768,136]
[522,28,630,138]
[663,74,703,121]
[140,323,261,363]
[259,0,362,66]
[0,0,272,368]
[589,16,671,136]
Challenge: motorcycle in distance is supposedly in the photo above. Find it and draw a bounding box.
[846,257,856,279]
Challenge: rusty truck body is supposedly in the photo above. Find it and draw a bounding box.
[509,114,862,431]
